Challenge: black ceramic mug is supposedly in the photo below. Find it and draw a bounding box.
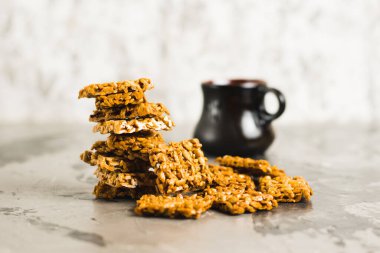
[194,79,286,156]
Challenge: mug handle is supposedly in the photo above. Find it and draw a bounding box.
[258,87,286,125]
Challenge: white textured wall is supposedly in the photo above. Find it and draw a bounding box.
[1,0,380,126]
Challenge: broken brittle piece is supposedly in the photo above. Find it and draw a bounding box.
[93,181,156,200]
[80,150,151,173]
[205,185,278,215]
[93,117,174,134]
[90,102,170,122]
[208,164,255,189]
[95,93,146,108]
[135,194,213,219]
[259,175,313,202]
[94,168,156,189]
[78,78,152,98]
[216,155,286,177]
[149,139,212,194]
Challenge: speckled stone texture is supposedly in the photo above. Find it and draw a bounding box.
[1,0,380,126]
[0,124,379,252]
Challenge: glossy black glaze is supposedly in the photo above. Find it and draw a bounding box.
[194,79,285,156]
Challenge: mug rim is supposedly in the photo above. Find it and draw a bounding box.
[202,79,267,87]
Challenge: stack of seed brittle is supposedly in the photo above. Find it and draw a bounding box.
[79,79,313,219]
[79,78,212,207]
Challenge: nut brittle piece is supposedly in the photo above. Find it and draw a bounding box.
[135,194,213,219]
[90,102,170,122]
[106,131,166,161]
[93,181,156,200]
[90,140,155,162]
[95,168,156,188]
[78,78,152,98]
[205,186,278,215]
[216,155,286,177]
[95,92,146,108]
[208,164,255,188]
[93,117,174,134]
[149,139,212,194]
[93,181,132,199]
[216,155,272,176]
[80,150,151,172]
[259,175,313,203]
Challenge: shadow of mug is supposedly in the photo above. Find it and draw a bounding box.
[194,79,286,157]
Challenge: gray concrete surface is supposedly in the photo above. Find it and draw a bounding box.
[0,124,379,253]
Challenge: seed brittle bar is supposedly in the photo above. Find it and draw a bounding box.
[149,139,212,194]
[80,150,151,173]
[205,164,277,214]
[90,102,170,122]
[205,186,278,215]
[216,155,286,177]
[93,181,132,199]
[95,93,146,108]
[208,164,255,188]
[79,78,152,98]
[135,194,213,219]
[95,168,156,188]
[90,141,152,161]
[93,181,156,200]
[259,175,313,202]
[216,155,272,176]
[105,131,166,161]
[93,117,174,134]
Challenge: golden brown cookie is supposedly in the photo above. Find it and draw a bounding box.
[78,78,152,98]
[135,194,213,219]
[259,175,313,203]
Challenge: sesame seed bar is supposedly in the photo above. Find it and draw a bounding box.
[216,155,272,176]
[135,194,214,219]
[208,164,255,188]
[90,140,153,162]
[204,164,277,214]
[93,117,174,134]
[205,186,278,215]
[149,139,212,194]
[94,168,156,189]
[259,175,313,203]
[105,131,166,161]
[95,93,146,108]
[90,102,170,122]
[216,155,286,177]
[78,78,152,98]
[80,150,151,173]
[93,181,156,200]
